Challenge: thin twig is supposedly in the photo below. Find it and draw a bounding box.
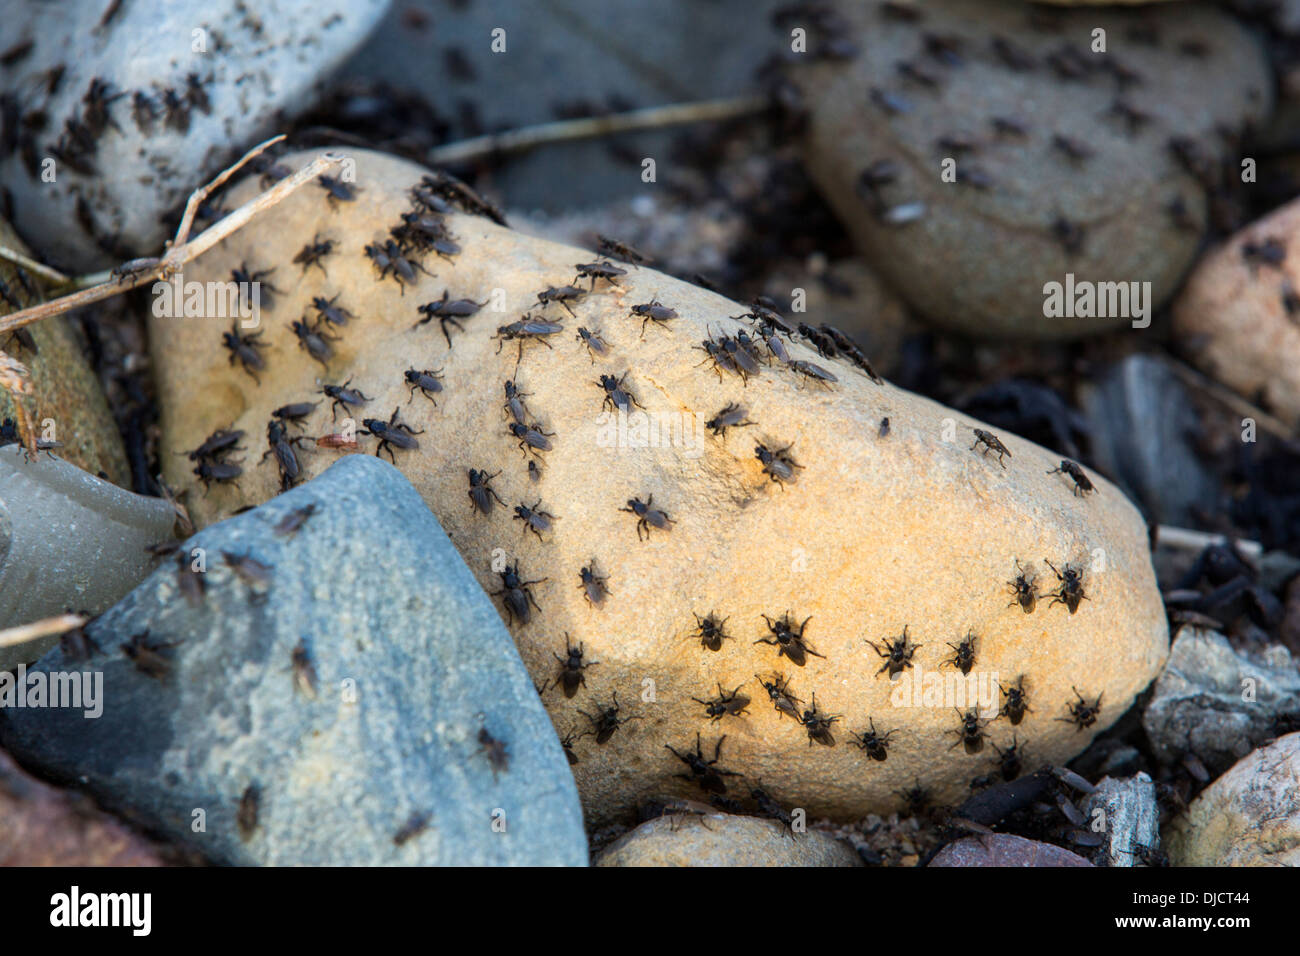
[0,137,341,337]
[0,246,69,285]
[426,94,769,166]
[0,613,86,650]
[1154,524,1263,559]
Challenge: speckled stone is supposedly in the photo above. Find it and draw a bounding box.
[146,148,1168,827]
[788,0,1271,338]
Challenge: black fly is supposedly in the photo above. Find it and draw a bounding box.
[865,625,918,678]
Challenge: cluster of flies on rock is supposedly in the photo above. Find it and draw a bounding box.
[156,138,1125,824]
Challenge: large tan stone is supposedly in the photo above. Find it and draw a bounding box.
[1172,197,1300,429]
[149,149,1168,825]
[1167,732,1300,866]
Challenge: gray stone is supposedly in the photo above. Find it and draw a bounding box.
[1079,356,1219,527]
[0,455,587,866]
[0,0,389,269]
[929,834,1092,867]
[1142,628,1300,775]
[1082,773,1160,867]
[0,445,177,667]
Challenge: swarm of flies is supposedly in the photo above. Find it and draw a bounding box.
[865,625,918,678]
[756,612,824,667]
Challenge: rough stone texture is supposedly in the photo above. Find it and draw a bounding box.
[1172,196,1300,429]
[929,833,1093,866]
[1142,627,1300,776]
[1167,732,1300,866]
[0,445,177,659]
[0,219,128,484]
[0,747,169,866]
[789,0,1271,339]
[0,0,389,270]
[148,148,1168,826]
[594,813,861,867]
[1081,772,1160,867]
[0,456,587,865]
